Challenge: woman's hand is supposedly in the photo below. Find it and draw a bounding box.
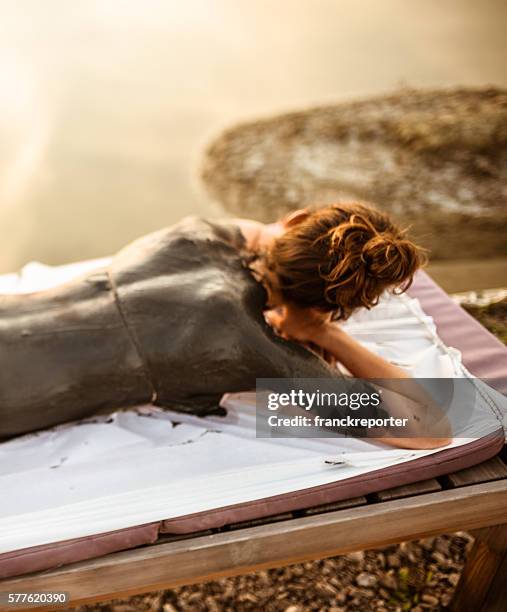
[264,303,331,343]
[264,304,337,365]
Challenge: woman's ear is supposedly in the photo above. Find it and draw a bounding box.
[281,208,310,228]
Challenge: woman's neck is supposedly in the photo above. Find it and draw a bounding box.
[248,258,284,309]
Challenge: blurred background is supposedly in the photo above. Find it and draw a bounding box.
[1,4,506,608]
[1,0,506,289]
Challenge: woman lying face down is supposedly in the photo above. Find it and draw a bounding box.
[234,202,451,449]
[0,202,451,448]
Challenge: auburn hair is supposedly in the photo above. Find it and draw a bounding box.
[264,202,426,320]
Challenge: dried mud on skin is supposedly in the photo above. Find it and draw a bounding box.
[201,88,507,261]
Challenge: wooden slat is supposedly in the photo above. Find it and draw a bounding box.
[226,512,293,531]
[371,478,441,502]
[154,530,213,544]
[443,456,507,488]
[302,496,367,515]
[3,479,506,611]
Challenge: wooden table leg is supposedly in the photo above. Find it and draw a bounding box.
[451,523,507,612]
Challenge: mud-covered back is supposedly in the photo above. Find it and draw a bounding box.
[109,216,341,414]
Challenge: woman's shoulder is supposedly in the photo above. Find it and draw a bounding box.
[109,215,249,282]
[172,215,247,250]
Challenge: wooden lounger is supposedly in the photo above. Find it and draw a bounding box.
[1,450,506,611]
[1,271,506,610]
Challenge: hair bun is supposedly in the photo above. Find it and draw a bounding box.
[266,201,426,320]
[362,233,423,283]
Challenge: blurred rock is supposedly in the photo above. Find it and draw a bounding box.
[356,572,378,588]
[346,551,365,563]
[201,87,507,261]
[421,593,440,606]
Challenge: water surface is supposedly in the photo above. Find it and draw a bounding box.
[1,0,506,274]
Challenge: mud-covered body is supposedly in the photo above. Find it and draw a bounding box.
[0,218,340,438]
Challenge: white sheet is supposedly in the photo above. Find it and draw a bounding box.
[0,260,505,553]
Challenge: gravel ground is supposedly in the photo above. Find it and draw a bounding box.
[460,297,507,345]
